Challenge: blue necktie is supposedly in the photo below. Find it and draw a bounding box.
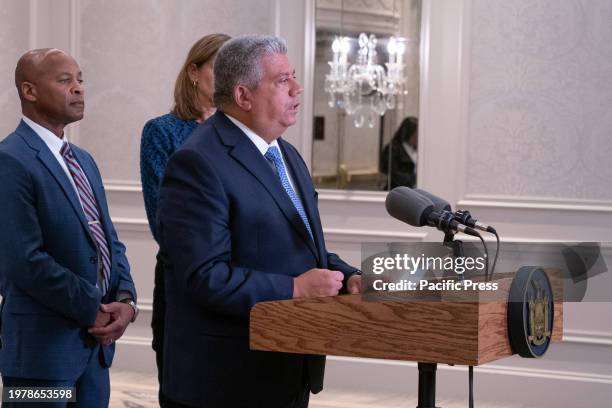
[265,146,313,241]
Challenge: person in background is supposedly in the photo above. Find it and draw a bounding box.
[139,33,230,408]
[0,48,137,408]
[380,116,418,189]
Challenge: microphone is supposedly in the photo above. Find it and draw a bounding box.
[413,188,451,211]
[385,187,479,237]
[414,189,497,234]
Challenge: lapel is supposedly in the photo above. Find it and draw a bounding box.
[213,112,320,262]
[16,121,95,247]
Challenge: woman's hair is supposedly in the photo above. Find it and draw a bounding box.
[394,116,418,143]
[172,33,231,120]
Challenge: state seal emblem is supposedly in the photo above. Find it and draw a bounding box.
[507,266,554,358]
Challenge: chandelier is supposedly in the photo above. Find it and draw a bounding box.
[325,33,407,128]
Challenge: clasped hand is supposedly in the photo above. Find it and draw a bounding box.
[88,302,134,346]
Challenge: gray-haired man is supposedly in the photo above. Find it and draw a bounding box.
[157,34,361,407]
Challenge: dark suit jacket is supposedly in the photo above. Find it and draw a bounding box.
[0,120,136,381]
[157,112,357,407]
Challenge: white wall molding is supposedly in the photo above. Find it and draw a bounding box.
[328,355,612,385]
[271,0,314,163]
[106,182,612,244]
[455,0,472,206]
[111,215,425,243]
[117,335,152,348]
[104,176,612,216]
[112,217,149,229]
[417,0,471,205]
[105,183,389,204]
[324,227,426,242]
[318,189,387,203]
[300,0,316,167]
[471,364,612,385]
[136,299,153,313]
[563,330,612,347]
[459,196,612,213]
[104,180,142,192]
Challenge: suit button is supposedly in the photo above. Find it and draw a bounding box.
[90,256,97,264]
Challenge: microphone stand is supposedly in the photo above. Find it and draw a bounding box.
[416,232,464,408]
[443,231,465,282]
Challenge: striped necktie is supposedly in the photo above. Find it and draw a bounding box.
[60,142,111,295]
[265,146,313,241]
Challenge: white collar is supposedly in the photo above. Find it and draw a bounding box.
[22,115,68,154]
[223,112,281,156]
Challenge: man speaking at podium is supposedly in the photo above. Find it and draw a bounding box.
[157,35,361,408]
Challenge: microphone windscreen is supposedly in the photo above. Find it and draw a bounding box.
[385,187,434,227]
[414,188,452,212]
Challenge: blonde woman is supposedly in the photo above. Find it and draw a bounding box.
[139,33,230,408]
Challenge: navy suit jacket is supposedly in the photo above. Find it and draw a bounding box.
[157,112,358,407]
[0,120,136,381]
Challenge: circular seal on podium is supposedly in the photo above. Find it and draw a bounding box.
[507,266,554,358]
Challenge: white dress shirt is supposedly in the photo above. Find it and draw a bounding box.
[22,116,91,211]
[224,113,298,191]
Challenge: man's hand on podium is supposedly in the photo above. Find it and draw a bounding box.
[293,268,344,298]
[346,274,362,294]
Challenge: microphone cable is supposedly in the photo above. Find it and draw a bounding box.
[466,231,498,407]
[468,231,486,408]
[470,229,489,281]
[488,230,500,282]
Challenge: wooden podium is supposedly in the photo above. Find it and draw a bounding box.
[250,274,563,407]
